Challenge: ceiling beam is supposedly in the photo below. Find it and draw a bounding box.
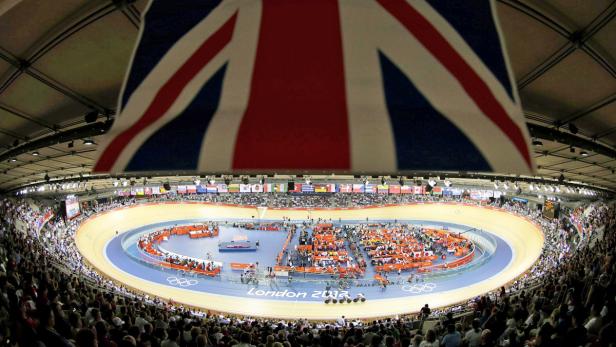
[528,123,616,158]
[497,0,571,37]
[0,120,111,162]
[557,93,616,125]
[596,126,616,139]
[0,102,56,131]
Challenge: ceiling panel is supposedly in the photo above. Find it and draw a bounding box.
[527,0,614,30]
[573,101,616,139]
[0,73,90,126]
[592,17,616,66]
[520,50,616,120]
[496,2,569,80]
[32,11,138,107]
[0,0,85,57]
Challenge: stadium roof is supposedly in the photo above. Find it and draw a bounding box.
[0,0,615,192]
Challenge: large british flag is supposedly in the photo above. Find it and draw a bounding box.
[94,0,535,174]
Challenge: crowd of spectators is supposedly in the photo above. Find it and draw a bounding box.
[0,193,614,347]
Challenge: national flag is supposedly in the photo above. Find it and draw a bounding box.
[339,184,352,193]
[274,183,287,193]
[289,183,302,193]
[239,184,251,193]
[389,185,401,194]
[302,184,315,193]
[217,183,228,192]
[314,184,328,193]
[412,186,424,195]
[93,0,534,175]
[228,183,240,193]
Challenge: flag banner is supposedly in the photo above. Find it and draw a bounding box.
[432,186,443,195]
[352,184,364,193]
[314,184,328,193]
[228,183,240,193]
[365,184,376,194]
[187,185,197,193]
[196,185,207,193]
[412,186,424,195]
[144,187,153,195]
[136,187,145,196]
[251,184,263,192]
[152,186,161,195]
[130,188,137,196]
[239,184,251,193]
[263,183,273,192]
[493,190,502,198]
[289,183,302,193]
[339,184,352,193]
[452,188,463,196]
[442,187,452,196]
[377,184,389,194]
[470,190,482,200]
[159,186,167,194]
[302,184,315,193]
[177,185,187,194]
[400,186,412,194]
[274,183,287,193]
[217,183,228,193]
[206,184,218,193]
[389,185,401,194]
[92,0,534,175]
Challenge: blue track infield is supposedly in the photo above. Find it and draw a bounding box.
[105,218,513,303]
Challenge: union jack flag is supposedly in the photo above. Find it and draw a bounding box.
[94,0,534,174]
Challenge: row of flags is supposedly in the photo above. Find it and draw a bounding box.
[115,183,503,200]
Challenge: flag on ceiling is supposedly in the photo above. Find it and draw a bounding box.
[93,0,534,175]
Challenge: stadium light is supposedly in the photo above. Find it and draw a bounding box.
[113,180,119,187]
[529,183,534,191]
[532,139,543,146]
[443,180,451,187]
[503,182,509,190]
[194,179,201,185]
[209,178,216,185]
[122,180,128,187]
[493,182,498,189]
[428,179,436,187]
